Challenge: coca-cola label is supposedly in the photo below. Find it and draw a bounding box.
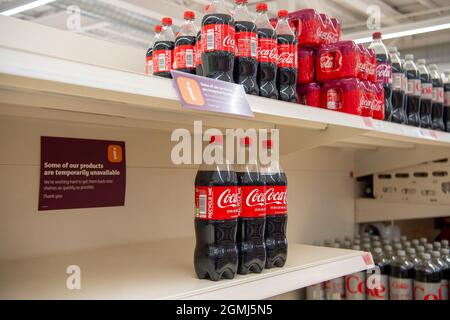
[440,279,449,300]
[258,37,278,64]
[202,24,235,54]
[421,83,433,100]
[265,186,287,215]
[317,29,337,44]
[306,283,325,300]
[319,51,342,72]
[240,186,266,218]
[389,277,413,300]
[146,56,153,76]
[345,272,366,300]
[402,74,408,92]
[152,49,173,73]
[195,40,202,66]
[195,186,240,220]
[407,79,421,96]
[326,88,342,110]
[445,92,450,106]
[174,45,195,70]
[277,44,297,69]
[432,87,444,103]
[376,62,392,84]
[235,31,257,58]
[414,281,440,300]
[359,95,372,114]
[367,274,389,300]
[392,73,403,90]
[325,278,345,300]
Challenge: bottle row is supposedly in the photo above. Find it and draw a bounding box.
[308,235,450,300]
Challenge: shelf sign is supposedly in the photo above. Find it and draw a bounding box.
[39,137,126,211]
[171,70,254,118]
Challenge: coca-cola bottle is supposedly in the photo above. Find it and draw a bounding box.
[276,10,298,103]
[417,59,433,128]
[440,248,450,300]
[152,17,175,78]
[201,0,235,82]
[255,2,278,100]
[389,47,406,123]
[367,247,390,300]
[414,253,440,300]
[236,137,266,274]
[445,71,450,132]
[432,250,449,300]
[174,11,197,74]
[194,135,239,281]
[407,248,421,266]
[429,64,445,131]
[146,25,162,76]
[390,250,415,300]
[369,32,392,121]
[345,245,366,300]
[404,54,421,127]
[196,5,209,76]
[307,282,325,300]
[262,139,288,268]
[233,0,258,95]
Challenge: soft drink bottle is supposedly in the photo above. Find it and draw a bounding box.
[345,245,366,300]
[276,10,298,103]
[307,282,325,300]
[404,54,421,127]
[233,0,259,95]
[432,250,449,300]
[174,11,197,74]
[195,5,210,76]
[407,248,421,266]
[262,139,288,269]
[414,253,440,300]
[201,0,235,82]
[324,243,346,300]
[445,71,450,132]
[255,2,278,100]
[429,64,445,131]
[389,250,415,300]
[236,137,266,274]
[146,25,162,76]
[440,248,450,300]
[194,135,239,281]
[417,59,433,128]
[152,17,175,78]
[367,247,390,300]
[369,32,392,121]
[389,47,406,123]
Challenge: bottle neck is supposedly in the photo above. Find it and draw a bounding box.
[234,3,250,21]
[180,19,196,36]
[255,11,272,29]
[276,17,292,35]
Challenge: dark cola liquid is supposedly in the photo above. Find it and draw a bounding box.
[431,75,445,131]
[153,40,174,79]
[234,20,259,95]
[391,62,406,124]
[406,69,421,127]
[196,31,203,76]
[236,171,266,274]
[174,34,196,74]
[390,260,415,279]
[258,28,278,100]
[201,13,235,82]
[194,170,238,281]
[377,54,393,121]
[265,172,288,269]
[445,82,450,132]
[277,34,298,103]
[420,72,432,129]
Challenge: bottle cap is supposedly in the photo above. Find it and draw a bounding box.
[434,241,441,248]
[442,240,449,246]
[384,245,392,251]
[373,32,382,40]
[209,135,223,145]
[417,245,425,252]
[278,10,289,18]
[389,46,398,53]
[407,248,415,254]
[162,17,172,26]
[432,251,440,258]
[405,54,414,60]
[417,59,426,65]
[256,3,268,12]
[240,136,253,146]
[422,253,431,260]
[183,10,195,20]
[401,236,407,241]
[397,250,406,257]
[411,239,419,245]
[429,64,438,71]
[235,0,248,4]
[374,247,382,254]
[441,248,449,255]
[154,25,162,33]
[426,243,433,250]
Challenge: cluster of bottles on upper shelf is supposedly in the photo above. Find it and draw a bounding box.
[194,136,287,281]
[307,234,450,300]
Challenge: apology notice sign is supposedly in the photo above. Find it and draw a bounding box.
[38,137,126,211]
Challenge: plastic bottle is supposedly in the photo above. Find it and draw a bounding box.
[367,247,390,300]
[255,2,278,99]
[345,245,366,300]
[389,47,406,123]
[146,25,162,76]
[417,59,433,128]
[407,248,421,266]
[233,0,259,95]
[194,135,239,281]
[414,253,440,300]
[389,250,414,300]
[432,250,449,300]
[440,248,450,300]
[443,70,450,132]
[152,17,175,78]
[307,282,325,300]
[429,64,445,131]
[195,5,210,76]
[174,11,197,74]
[276,10,298,103]
[201,0,235,82]
[404,54,421,126]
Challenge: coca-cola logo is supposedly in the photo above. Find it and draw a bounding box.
[392,282,408,290]
[320,54,334,70]
[278,51,294,65]
[223,35,235,48]
[245,189,266,207]
[360,96,372,109]
[345,274,365,295]
[265,188,287,205]
[376,64,391,79]
[371,99,383,112]
[316,29,336,43]
[217,189,239,209]
[195,44,202,61]
[367,283,387,299]
[258,47,278,60]
[414,286,439,300]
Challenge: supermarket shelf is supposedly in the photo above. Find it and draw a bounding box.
[355,198,450,223]
[0,238,373,300]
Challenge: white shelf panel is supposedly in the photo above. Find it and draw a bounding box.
[355,198,450,223]
[0,238,373,300]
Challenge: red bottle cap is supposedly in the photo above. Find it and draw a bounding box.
[210,135,223,145]
[154,25,162,33]
[184,10,195,20]
[162,17,172,26]
[256,3,268,12]
[235,0,248,4]
[263,140,273,149]
[373,32,382,40]
[278,10,289,18]
[240,137,253,146]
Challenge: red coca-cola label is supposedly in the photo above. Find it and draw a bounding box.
[414,281,440,300]
[195,40,202,66]
[235,31,257,58]
[265,186,287,215]
[376,62,392,85]
[345,272,366,300]
[359,95,372,115]
[240,186,266,218]
[389,277,413,300]
[317,29,337,44]
[367,274,389,300]
[277,44,297,68]
[202,24,235,54]
[421,83,433,100]
[174,45,195,70]
[195,186,240,220]
[152,49,173,73]
[319,51,342,72]
[258,37,278,64]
